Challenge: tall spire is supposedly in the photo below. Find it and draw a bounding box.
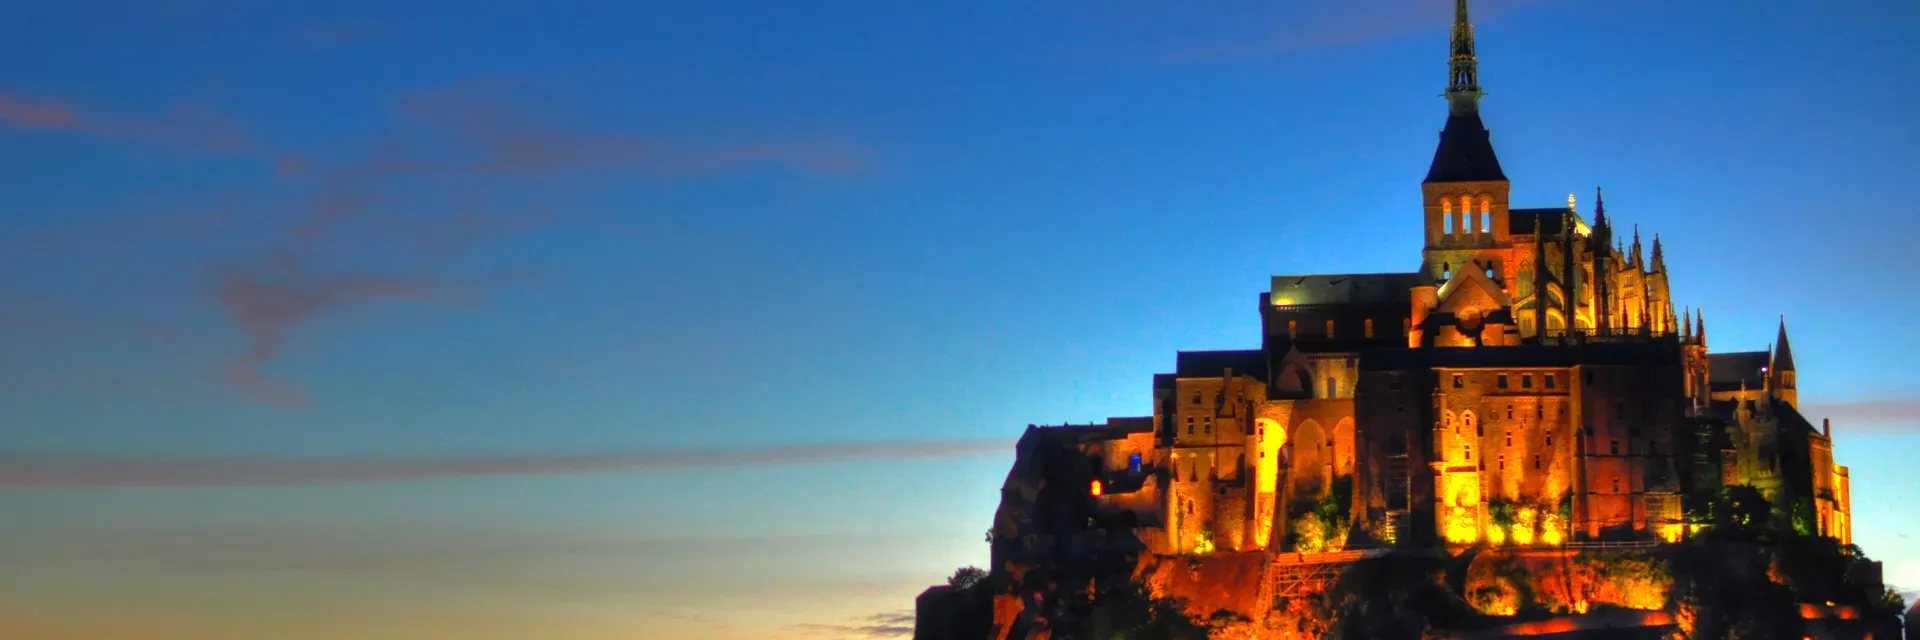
[1447,0,1483,115]
[1425,0,1504,184]
[1630,225,1644,268]
[1773,317,1796,372]
[1651,234,1665,272]
[1592,187,1610,246]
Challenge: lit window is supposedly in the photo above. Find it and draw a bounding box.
[1326,320,1336,338]
[1129,454,1142,473]
[1365,319,1374,339]
[1288,320,1297,338]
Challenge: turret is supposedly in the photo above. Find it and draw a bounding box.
[1772,317,1798,408]
[1650,234,1666,273]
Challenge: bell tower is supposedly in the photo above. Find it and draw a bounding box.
[1421,0,1511,279]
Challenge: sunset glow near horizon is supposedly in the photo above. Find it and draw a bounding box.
[2,1,1918,638]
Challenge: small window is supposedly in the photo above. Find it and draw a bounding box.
[1288,320,1298,338]
[1192,392,1201,405]
[1204,422,1212,434]
[1545,375,1557,389]
[1453,374,1464,389]
[1536,406,1544,419]
[1546,430,1554,446]
[1465,445,1472,459]
[1477,423,1485,437]
[1365,318,1375,339]
[1498,455,1505,470]
[1534,454,1542,470]
[1506,406,1513,419]
[1521,374,1533,389]
[1326,320,1336,338]
[1610,439,1620,455]
[1505,430,1512,446]
[1612,477,1621,494]
[1498,374,1509,389]
[1187,424,1194,435]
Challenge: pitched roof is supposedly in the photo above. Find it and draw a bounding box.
[1708,351,1770,391]
[1270,272,1422,307]
[1424,112,1507,184]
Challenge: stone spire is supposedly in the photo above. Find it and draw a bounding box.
[1446,0,1483,115]
[1695,309,1706,345]
[1592,187,1611,248]
[1773,317,1796,373]
[1651,234,1665,272]
[1630,225,1644,269]
[1425,0,1505,184]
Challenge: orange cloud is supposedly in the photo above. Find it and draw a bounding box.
[0,438,1012,488]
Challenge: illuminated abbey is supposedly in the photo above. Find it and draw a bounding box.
[987,0,1851,568]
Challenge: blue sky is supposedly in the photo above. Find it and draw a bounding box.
[2,0,1917,638]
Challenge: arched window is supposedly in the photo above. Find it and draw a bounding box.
[1365,318,1374,339]
[1480,196,1492,235]
[1459,196,1474,232]
[1129,454,1142,473]
[1518,261,1535,296]
[1326,320,1335,338]
[1442,263,1451,280]
[1442,198,1454,234]
[1288,320,1298,338]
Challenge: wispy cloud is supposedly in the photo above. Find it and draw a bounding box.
[0,91,249,152]
[396,80,866,176]
[791,611,917,639]
[1800,398,1920,434]
[209,254,444,406]
[0,439,1011,489]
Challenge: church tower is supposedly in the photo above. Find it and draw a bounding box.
[1771,318,1798,408]
[1422,0,1512,283]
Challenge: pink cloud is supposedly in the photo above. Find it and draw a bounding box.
[790,611,917,639]
[0,91,249,152]
[210,255,440,406]
[0,94,80,129]
[0,439,1012,488]
[1800,399,1920,434]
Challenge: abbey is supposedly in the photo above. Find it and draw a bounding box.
[986,0,1852,570]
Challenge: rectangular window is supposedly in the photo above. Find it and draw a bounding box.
[1546,431,1553,446]
[1545,375,1557,389]
[1498,374,1509,389]
[1129,454,1142,473]
[1534,454,1542,470]
[1365,318,1374,339]
[1453,374,1463,389]
[1610,439,1620,455]
[1522,374,1533,389]
[1499,456,1505,470]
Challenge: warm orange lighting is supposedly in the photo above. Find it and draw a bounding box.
[1090,479,1103,496]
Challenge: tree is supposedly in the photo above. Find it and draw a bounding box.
[948,566,988,591]
[1717,484,1772,538]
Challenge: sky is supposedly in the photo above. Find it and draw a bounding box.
[1,0,1917,638]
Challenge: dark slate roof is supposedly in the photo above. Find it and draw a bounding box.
[1174,349,1267,381]
[1708,351,1770,391]
[1270,272,1422,307]
[1773,322,1796,372]
[1424,112,1507,183]
[1773,400,1822,437]
[1509,208,1572,236]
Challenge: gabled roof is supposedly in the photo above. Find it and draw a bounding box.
[1270,272,1422,306]
[1424,112,1507,184]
